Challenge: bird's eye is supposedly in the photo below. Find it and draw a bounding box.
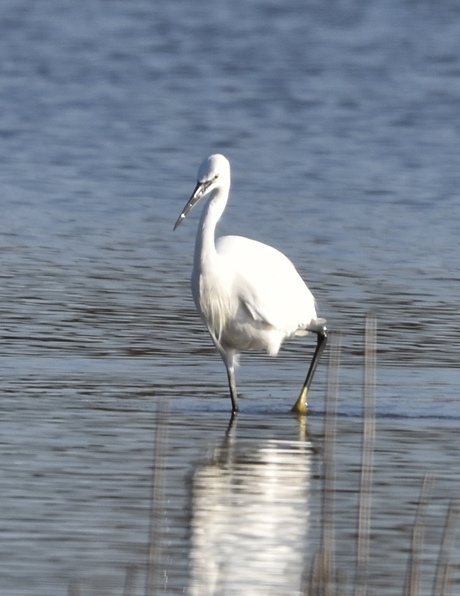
[213,174,219,181]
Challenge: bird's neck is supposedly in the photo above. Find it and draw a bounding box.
[194,188,228,270]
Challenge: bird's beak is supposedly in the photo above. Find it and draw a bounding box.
[173,179,212,230]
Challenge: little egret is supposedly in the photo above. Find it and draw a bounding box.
[174,154,327,414]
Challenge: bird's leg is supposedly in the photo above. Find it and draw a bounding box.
[219,349,239,413]
[292,326,328,415]
[226,364,239,413]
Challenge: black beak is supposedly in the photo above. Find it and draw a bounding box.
[173,180,213,230]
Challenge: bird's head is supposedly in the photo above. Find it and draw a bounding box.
[174,154,230,230]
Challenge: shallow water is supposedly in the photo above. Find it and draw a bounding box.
[1,0,460,594]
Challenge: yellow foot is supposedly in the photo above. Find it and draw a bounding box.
[291,386,308,415]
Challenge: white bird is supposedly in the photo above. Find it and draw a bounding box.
[174,154,327,414]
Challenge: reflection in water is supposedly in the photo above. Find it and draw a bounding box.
[188,418,313,595]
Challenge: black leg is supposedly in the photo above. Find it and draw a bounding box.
[226,364,239,413]
[292,326,328,415]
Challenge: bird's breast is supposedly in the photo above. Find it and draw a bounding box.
[192,269,236,342]
[192,268,283,355]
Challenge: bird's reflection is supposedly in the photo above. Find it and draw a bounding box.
[188,414,314,595]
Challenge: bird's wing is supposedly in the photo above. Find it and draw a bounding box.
[216,235,317,333]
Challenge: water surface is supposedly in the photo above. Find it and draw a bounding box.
[1,0,460,594]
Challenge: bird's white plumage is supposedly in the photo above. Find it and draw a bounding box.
[174,154,326,413]
[215,234,319,337]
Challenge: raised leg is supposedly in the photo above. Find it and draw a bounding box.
[292,326,328,415]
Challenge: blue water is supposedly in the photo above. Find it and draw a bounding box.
[1,0,460,594]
